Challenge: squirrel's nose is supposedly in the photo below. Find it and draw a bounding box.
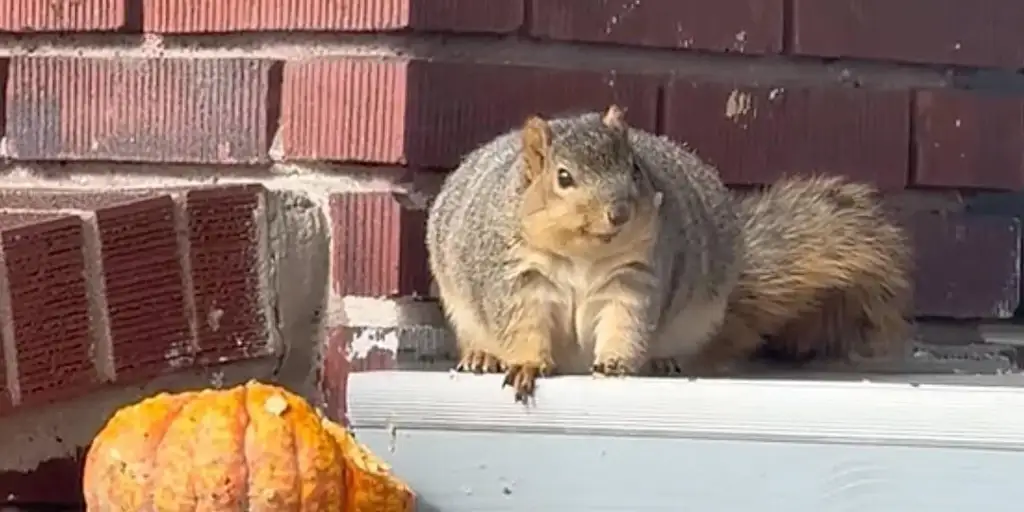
[607,202,631,227]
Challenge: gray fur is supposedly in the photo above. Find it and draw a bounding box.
[426,110,742,367]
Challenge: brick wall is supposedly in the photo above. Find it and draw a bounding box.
[1,0,1024,505]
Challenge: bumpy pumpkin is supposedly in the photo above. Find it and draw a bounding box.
[83,380,414,512]
[322,417,415,512]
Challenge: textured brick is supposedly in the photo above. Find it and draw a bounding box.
[185,185,271,365]
[0,189,192,383]
[5,56,282,164]
[0,454,84,505]
[0,59,6,134]
[0,214,96,407]
[0,0,131,32]
[143,0,522,33]
[663,81,910,188]
[530,0,782,54]
[913,89,1024,190]
[330,192,429,297]
[282,59,660,167]
[908,213,1020,319]
[790,0,1024,68]
[93,195,192,380]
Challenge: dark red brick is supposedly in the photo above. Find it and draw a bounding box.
[94,195,192,380]
[530,0,782,54]
[0,454,84,505]
[790,0,1024,68]
[143,0,522,33]
[5,56,281,164]
[908,212,1020,319]
[913,89,1024,190]
[0,59,7,135]
[0,213,96,408]
[0,189,193,383]
[663,81,910,189]
[0,0,130,32]
[330,192,429,297]
[281,59,660,167]
[184,185,271,365]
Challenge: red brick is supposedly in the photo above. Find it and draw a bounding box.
[663,81,910,189]
[5,56,281,164]
[790,0,1024,69]
[0,454,84,505]
[907,213,1020,319]
[0,0,131,32]
[94,195,192,380]
[913,89,1024,191]
[330,192,429,297]
[0,189,193,383]
[0,59,7,134]
[281,59,660,168]
[530,0,782,54]
[185,185,271,365]
[0,214,96,408]
[143,0,522,33]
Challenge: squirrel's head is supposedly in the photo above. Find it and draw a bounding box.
[518,105,662,258]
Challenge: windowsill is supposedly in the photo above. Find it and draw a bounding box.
[347,370,1024,510]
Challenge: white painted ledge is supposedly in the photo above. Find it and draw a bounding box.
[348,371,1024,511]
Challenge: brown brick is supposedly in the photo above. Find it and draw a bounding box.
[907,213,1020,319]
[330,192,429,297]
[913,89,1024,190]
[790,0,1024,69]
[0,0,131,32]
[281,58,660,168]
[663,81,910,189]
[0,189,193,383]
[0,59,7,134]
[530,0,782,54]
[94,195,193,380]
[0,213,97,408]
[5,56,281,164]
[143,0,522,33]
[185,185,271,365]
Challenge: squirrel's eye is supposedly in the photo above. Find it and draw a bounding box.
[556,168,575,188]
[631,160,644,181]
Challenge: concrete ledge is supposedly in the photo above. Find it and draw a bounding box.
[348,370,1024,449]
[350,371,1024,511]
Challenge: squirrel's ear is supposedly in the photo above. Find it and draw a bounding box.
[521,115,552,186]
[602,105,627,130]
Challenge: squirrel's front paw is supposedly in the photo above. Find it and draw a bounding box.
[591,356,636,377]
[646,357,682,376]
[502,362,551,404]
[455,350,506,374]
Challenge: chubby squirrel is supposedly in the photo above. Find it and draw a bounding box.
[669,175,914,375]
[426,105,742,402]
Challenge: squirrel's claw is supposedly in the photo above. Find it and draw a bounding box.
[456,350,506,374]
[502,363,549,404]
[591,358,633,377]
[646,357,683,376]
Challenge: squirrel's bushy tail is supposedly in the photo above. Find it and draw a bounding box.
[731,174,913,363]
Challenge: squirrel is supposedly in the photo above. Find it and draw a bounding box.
[426,105,742,402]
[662,174,914,375]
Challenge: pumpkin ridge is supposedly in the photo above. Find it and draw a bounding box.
[238,381,252,510]
[139,393,195,510]
[288,394,304,510]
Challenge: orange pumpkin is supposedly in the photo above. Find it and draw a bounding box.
[83,380,414,512]
[322,417,415,512]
